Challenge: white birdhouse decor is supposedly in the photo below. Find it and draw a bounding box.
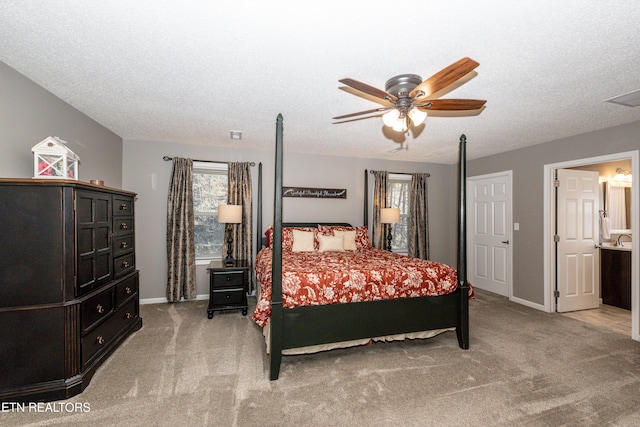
[32,136,80,180]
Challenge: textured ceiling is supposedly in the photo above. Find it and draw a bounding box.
[2,1,640,164]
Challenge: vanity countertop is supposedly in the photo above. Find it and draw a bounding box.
[601,241,633,251]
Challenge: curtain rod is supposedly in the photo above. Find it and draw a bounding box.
[163,156,255,167]
[369,169,430,177]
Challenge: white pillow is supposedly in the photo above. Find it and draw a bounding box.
[318,234,345,252]
[333,230,357,251]
[292,230,315,252]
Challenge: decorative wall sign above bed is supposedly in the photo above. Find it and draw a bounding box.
[283,186,347,199]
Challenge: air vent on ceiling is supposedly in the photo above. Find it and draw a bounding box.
[605,89,640,107]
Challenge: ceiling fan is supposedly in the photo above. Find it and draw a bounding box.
[333,57,486,132]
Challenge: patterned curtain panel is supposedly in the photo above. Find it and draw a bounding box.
[372,170,389,249]
[227,162,254,292]
[408,173,430,259]
[166,158,196,302]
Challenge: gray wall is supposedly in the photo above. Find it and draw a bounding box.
[467,121,640,305]
[0,61,123,185]
[8,58,637,309]
[123,139,458,300]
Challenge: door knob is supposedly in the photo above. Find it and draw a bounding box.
[502,240,510,244]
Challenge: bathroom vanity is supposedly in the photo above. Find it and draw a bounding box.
[600,244,632,310]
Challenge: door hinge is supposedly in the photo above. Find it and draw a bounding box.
[554,234,560,243]
[554,179,560,187]
[554,290,560,298]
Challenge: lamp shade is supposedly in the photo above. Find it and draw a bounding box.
[218,204,242,223]
[380,207,400,224]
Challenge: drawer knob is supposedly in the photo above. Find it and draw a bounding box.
[96,304,104,314]
[125,286,132,294]
[120,222,128,230]
[125,312,132,319]
[96,335,105,345]
[226,294,231,299]
[120,203,128,211]
[122,261,130,268]
[121,241,128,248]
[226,276,231,281]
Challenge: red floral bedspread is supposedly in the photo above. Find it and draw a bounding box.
[252,247,461,328]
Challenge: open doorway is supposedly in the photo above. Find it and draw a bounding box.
[543,150,639,341]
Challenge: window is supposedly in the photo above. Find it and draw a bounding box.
[388,173,411,253]
[193,162,227,262]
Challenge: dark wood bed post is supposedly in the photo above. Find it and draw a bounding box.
[457,134,470,349]
[363,169,368,226]
[256,162,262,258]
[270,114,284,380]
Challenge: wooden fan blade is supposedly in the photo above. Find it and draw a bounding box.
[339,78,398,103]
[416,99,486,111]
[409,57,480,99]
[332,107,390,120]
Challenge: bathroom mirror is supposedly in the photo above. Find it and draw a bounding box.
[606,180,632,234]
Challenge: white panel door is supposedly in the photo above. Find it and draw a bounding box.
[469,173,512,297]
[556,169,600,312]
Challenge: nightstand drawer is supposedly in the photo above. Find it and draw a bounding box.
[206,260,249,318]
[212,271,245,289]
[211,288,245,305]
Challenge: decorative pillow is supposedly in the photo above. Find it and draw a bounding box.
[265,226,273,248]
[333,229,357,251]
[318,234,345,252]
[317,225,371,249]
[264,225,317,251]
[292,229,315,252]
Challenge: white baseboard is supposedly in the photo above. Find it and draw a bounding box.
[140,293,209,305]
[510,295,546,312]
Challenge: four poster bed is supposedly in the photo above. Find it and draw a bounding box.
[254,114,469,380]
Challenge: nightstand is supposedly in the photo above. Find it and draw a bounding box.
[206,259,249,319]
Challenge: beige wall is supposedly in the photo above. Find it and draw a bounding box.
[0,61,123,185]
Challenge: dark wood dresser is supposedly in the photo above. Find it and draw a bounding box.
[0,179,142,402]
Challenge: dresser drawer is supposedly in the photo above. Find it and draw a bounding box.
[118,297,139,325]
[211,288,245,306]
[113,217,134,236]
[114,253,135,277]
[212,270,245,290]
[82,287,114,332]
[116,273,138,307]
[113,197,134,217]
[81,298,137,366]
[113,235,134,257]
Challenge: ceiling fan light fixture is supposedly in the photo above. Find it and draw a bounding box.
[382,109,400,127]
[335,58,484,137]
[408,107,427,126]
[392,116,408,132]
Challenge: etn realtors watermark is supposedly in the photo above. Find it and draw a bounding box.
[1,402,91,413]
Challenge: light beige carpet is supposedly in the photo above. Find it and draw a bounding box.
[3,290,640,426]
